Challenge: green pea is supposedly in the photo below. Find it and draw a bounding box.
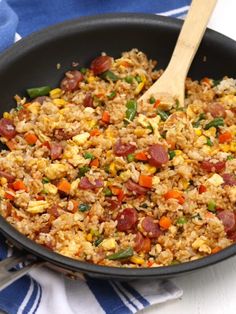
[149,96,156,104]
[176,217,187,225]
[127,154,135,162]
[80,67,87,74]
[207,200,216,212]
[79,203,90,212]
[135,75,142,83]
[124,76,134,84]
[84,152,94,160]
[78,166,90,178]
[103,187,112,196]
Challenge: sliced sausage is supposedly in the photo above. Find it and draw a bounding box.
[0,170,16,183]
[0,118,16,140]
[148,144,169,167]
[83,93,94,107]
[17,108,30,121]
[206,102,226,118]
[126,179,148,195]
[90,55,112,75]
[222,173,236,186]
[134,232,151,253]
[50,142,63,160]
[201,160,226,173]
[79,177,103,190]
[217,210,236,233]
[141,216,162,238]
[114,139,136,156]
[116,208,138,232]
[60,70,84,92]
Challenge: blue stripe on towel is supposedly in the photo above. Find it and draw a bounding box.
[112,281,139,311]
[22,279,40,314]
[33,283,42,314]
[120,282,150,307]
[86,277,132,314]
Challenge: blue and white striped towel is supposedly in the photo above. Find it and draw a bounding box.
[0,1,190,313]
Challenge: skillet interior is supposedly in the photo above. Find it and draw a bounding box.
[0,13,236,279]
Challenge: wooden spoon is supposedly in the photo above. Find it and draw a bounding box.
[139,0,217,107]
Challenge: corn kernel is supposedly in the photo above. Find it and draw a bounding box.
[134,82,145,95]
[174,150,182,156]
[86,233,93,242]
[130,256,145,265]
[106,150,113,158]
[230,142,236,152]
[50,88,62,99]
[27,200,49,214]
[109,162,117,176]
[119,170,131,181]
[0,177,7,185]
[180,178,189,190]
[87,76,95,83]
[144,164,157,175]
[207,173,224,187]
[72,132,90,145]
[134,128,146,137]
[205,127,216,137]
[194,129,202,136]
[3,112,11,119]
[53,98,68,106]
[100,238,116,250]
[219,144,230,152]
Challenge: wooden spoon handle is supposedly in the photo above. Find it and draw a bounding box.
[166,0,217,79]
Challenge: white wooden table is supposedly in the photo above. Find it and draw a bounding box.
[143,1,236,313]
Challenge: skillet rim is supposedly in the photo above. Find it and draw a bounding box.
[0,13,236,278]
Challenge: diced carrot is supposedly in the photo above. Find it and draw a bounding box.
[135,151,148,161]
[199,184,207,194]
[95,93,104,99]
[117,190,125,202]
[57,179,71,194]
[153,99,160,108]
[166,139,176,150]
[205,212,215,219]
[147,260,154,267]
[90,129,101,136]
[110,186,121,195]
[159,216,172,229]
[120,60,132,67]
[164,190,185,204]
[5,191,15,200]
[42,141,50,149]
[218,131,233,143]
[90,158,99,167]
[23,102,31,108]
[211,246,221,254]
[139,175,153,188]
[35,195,45,201]
[201,77,211,86]
[70,200,79,212]
[12,180,27,191]
[101,111,110,123]
[24,133,38,145]
[6,140,16,151]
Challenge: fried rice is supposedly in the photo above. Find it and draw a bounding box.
[0,49,235,268]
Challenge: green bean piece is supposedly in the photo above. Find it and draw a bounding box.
[204,118,224,130]
[100,70,119,82]
[213,79,221,87]
[26,86,51,98]
[124,76,134,84]
[127,154,135,162]
[149,96,156,104]
[79,203,90,212]
[207,200,216,212]
[157,109,169,121]
[84,152,94,160]
[125,100,137,121]
[168,150,176,160]
[103,187,112,196]
[94,237,104,247]
[80,67,87,74]
[107,91,116,99]
[78,166,90,178]
[176,217,187,225]
[106,247,134,260]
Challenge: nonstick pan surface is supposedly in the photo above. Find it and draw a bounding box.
[0,13,236,279]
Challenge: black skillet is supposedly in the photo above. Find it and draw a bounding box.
[0,14,236,285]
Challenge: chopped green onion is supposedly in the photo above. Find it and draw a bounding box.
[107,91,116,99]
[176,217,187,225]
[79,203,91,212]
[16,105,23,111]
[103,187,112,196]
[125,100,137,122]
[157,109,169,121]
[106,247,133,260]
[149,96,156,104]
[78,166,90,178]
[80,67,87,74]
[168,150,176,160]
[206,137,213,146]
[84,152,94,160]
[227,155,234,160]
[213,79,221,87]
[207,200,216,212]
[94,237,103,246]
[135,75,142,83]
[26,86,51,98]
[192,113,206,128]
[124,76,133,84]
[146,123,154,134]
[42,177,50,184]
[100,70,119,82]
[127,154,135,162]
[204,118,224,130]
[192,213,202,220]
